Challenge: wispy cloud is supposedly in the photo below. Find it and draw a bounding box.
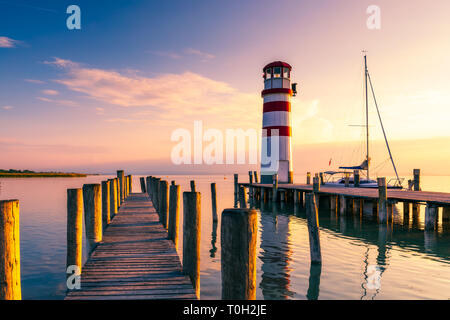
[148,48,215,61]
[148,50,182,59]
[0,36,21,48]
[44,57,259,128]
[36,96,78,107]
[184,48,215,60]
[2,105,14,110]
[41,89,59,95]
[95,107,105,115]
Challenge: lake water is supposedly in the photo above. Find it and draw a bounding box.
[0,174,449,299]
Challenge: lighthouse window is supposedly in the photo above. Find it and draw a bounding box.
[265,68,272,79]
[283,67,290,78]
[273,67,281,78]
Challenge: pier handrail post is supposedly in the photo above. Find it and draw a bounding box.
[253,171,258,183]
[0,199,21,300]
[182,191,201,298]
[377,177,388,224]
[159,180,169,229]
[117,170,125,203]
[101,181,111,228]
[248,171,253,184]
[344,173,350,187]
[305,193,322,264]
[354,170,360,187]
[66,189,83,283]
[307,172,311,185]
[140,177,146,193]
[128,175,132,194]
[115,177,121,207]
[272,174,278,202]
[319,172,324,185]
[221,208,257,300]
[168,184,180,249]
[154,178,161,212]
[108,179,118,218]
[234,174,238,198]
[239,185,247,208]
[146,176,151,198]
[413,169,421,191]
[211,183,218,222]
[82,184,102,253]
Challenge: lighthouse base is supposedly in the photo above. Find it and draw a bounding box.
[260,172,293,184]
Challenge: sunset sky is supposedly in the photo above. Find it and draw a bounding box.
[1,0,449,176]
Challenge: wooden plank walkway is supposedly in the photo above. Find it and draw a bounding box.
[241,183,450,206]
[65,193,197,300]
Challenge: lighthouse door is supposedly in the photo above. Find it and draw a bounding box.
[278,160,289,183]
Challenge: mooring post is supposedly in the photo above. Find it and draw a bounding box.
[307,172,311,185]
[117,170,125,203]
[0,199,21,300]
[159,180,169,229]
[239,185,247,208]
[425,203,438,231]
[378,177,388,224]
[413,169,421,191]
[183,191,201,298]
[211,183,218,222]
[305,193,322,264]
[319,172,324,185]
[108,179,118,218]
[82,184,102,252]
[253,171,258,183]
[101,180,111,228]
[140,177,146,193]
[190,180,196,192]
[354,170,360,187]
[168,184,180,249]
[146,176,151,198]
[154,178,161,212]
[234,174,239,199]
[221,208,257,300]
[272,174,278,202]
[67,189,83,279]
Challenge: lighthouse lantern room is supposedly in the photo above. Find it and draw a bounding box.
[260,61,296,184]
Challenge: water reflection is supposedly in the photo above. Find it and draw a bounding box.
[210,221,218,258]
[306,263,322,300]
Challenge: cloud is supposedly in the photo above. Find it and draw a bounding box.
[149,51,182,59]
[149,48,215,61]
[45,57,259,128]
[36,96,78,107]
[41,89,59,95]
[95,107,105,115]
[184,48,215,60]
[2,105,13,110]
[25,79,46,84]
[0,36,21,48]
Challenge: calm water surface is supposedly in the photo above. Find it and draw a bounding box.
[0,174,449,299]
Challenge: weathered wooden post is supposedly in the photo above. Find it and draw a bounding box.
[248,171,253,184]
[234,174,239,200]
[330,195,337,214]
[128,175,132,194]
[413,169,421,191]
[305,193,322,264]
[307,172,311,185]
[101,180,111,227]
[146,176,151,198]
[354,170,360,187]
[319,172,324,185]
[108,178,118,218]
[115,177,121,207]
[154,178,161,212]
[211,183,218,222]
[183,191,201,298]
[378,177,388,224]
[125,175,129,198]
[140,177,146,193]
[239,185,247,208]
[345,173,350,187]
[443,206,450,222]
[339,195,346,215]
[313,176,320,192]
[221,208,257,300]
[117,170,125,203]
[190,180,196,192]
[425,203,438,231]
[168,184,180,249]
[0,199,21,300]
[66,189,83,278]
[82,184,102,252]
[272,174,278,202]
[159,180,169,229]
[253,171,258,183]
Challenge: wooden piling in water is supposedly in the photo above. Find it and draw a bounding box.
[82,184,102,252]
[339,195,346,215]
[159,180,169,229]
[330,195,337,214]
[425,203,438,231]
[0,199,21,300]
[183,191,201,298]
[153,178,161,212]
[108,179,118,218]
[443,206,450,222]
[221,208,257,300]
[413,169,421,191]
[101,181,110,227]
[168,184,180,250]
[66,189,83,277]
[305,193,322,264]
[378,177,388,224]
[117,170,125,203]
[211,183,218,222]
[140,177,146,193]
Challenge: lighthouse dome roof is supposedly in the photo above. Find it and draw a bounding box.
[263,61,292,71]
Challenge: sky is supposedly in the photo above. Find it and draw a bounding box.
[0,0,449,176]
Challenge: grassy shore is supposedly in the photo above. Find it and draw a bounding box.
[0,172,88,178]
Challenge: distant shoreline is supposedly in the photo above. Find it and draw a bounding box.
[0,172,95,178]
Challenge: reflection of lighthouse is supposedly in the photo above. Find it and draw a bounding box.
[260,61,296,184]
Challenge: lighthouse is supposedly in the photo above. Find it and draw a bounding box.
[260,61,296,184]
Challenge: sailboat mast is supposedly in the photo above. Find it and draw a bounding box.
[364,55,370,180]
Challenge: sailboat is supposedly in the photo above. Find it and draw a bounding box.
[323,54,403,189]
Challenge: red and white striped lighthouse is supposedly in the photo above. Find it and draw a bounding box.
[260,61,295,184]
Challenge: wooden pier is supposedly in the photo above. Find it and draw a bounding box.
[65,192,197,300]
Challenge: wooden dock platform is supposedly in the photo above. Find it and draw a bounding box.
[65,193,197,300]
